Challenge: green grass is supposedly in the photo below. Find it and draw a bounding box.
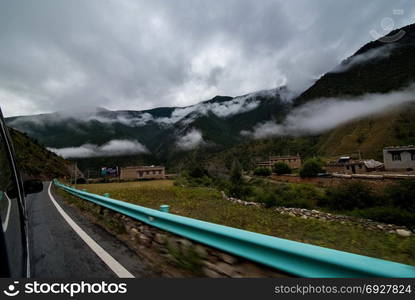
[73,180,415,266]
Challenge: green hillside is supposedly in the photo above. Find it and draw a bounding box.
[204,24,415,169]
[296,24,415,105]
[316,102,415,160]
[9,127,71,179]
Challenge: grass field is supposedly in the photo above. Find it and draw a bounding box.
[73,180,415,266]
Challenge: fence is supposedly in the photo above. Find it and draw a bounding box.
[53,180,415,278]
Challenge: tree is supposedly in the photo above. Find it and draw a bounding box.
[299,158,324,178]
[273,162,291,175]
[322,181,377,210]
[230,160,243,186]
[228,160,251,199]
[385,180,415,212]
[253,167,272,176]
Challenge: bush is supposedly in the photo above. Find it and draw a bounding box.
[384,180,415,212]
[174,170,213,187]
[273,162,291,175]
[351,207,415,229]
[188,164,209,179]
[253,167,271,177]
[321,181,378,210]
[299,158,324,178]
[227,160,252,199]
[255,183,320,209]
[256,190,278,208]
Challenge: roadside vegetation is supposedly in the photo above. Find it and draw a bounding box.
[175,159,415,229]
[71,175,415,266]
[10,127,70,179]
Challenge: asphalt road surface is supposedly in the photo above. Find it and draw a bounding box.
[26,182,158,278]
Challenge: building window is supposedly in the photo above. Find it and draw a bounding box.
[392,152,401,161]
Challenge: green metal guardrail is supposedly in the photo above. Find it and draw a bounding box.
[53,180,415,278]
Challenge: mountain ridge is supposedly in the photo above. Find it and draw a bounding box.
[6,23,415,173]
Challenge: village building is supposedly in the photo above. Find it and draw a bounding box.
[383,146,415,171]
[326,157,384,174]
[258,155,302,170]
[120,165,166,180]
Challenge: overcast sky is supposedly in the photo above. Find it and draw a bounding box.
[1,0,414,117]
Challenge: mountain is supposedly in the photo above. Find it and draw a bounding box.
[293,23,415,160]
[9,127,71,179]
[205,24,415,167]
[296,23,415,105]
[6,87,292,171]
[7,23,415,173]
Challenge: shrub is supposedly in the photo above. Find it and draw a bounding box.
[321,181,378,210]
[299,158,324,178]
[273,162,291,175]
[384,180,415,212]
[227,160,252,199]
[253,167,271,177]
[256,190,278,208]
[255,183,320,209]
[230,160,243,186]
[351,207,415,229]
[188,164,209,179]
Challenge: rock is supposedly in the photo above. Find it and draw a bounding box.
[130,227,139,236]
[139,234,150,241]
[154,233,166,244]
[288,212,295,217]
[396,229,411,237]
[177,238,193,250]
[194,245,208,258]
[301,215,308,219]
[218,253,238,264]
[202,267,223,278]
[204,261,235,277]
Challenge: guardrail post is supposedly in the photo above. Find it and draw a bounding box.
[159,205,169,213]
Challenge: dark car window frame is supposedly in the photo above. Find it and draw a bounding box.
[0,108,30,278]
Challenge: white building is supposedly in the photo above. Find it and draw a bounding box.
[383,146,415,170]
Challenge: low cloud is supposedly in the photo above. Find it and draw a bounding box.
[243,84,415,139]
[176,128,205,150]
[9,90,267,129]
[48,139,148,158]
[331,44,395,73]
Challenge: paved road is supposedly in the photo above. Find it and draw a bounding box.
[26,182,157,278]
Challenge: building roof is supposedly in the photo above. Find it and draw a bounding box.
[269,155,301,160]
[384,145,415,152]
[362,159,384,169]
[121,165,165,170]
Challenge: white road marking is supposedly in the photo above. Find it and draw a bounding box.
[47,182,134,278]
[1,192,11,232]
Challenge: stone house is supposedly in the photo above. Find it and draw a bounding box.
[383,146,415,171]
[120,166,165,180]
[325,157,384,174]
